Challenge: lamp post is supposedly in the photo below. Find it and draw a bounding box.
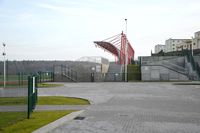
[125,18,128,82]
[2,43,6,88]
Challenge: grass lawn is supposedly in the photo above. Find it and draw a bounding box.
[0,112,26,131]
[0,97,27,105]
[0,110,74,133]
[0,96,90,105]
[38,83,64,88]
[38,96,90,105]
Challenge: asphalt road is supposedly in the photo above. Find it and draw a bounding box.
[39,82,200,133]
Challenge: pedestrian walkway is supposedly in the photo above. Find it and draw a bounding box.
[0,105,89,112]
[38,82,200,133]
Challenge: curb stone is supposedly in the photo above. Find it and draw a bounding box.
[32,110,85,133]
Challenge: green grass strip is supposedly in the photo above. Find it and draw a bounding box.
[0,97,27,105]
[0,112,26,130]
[1,110,74,133]
[0,96,90,105]
[38,83,64,88]
[38,96,90,105]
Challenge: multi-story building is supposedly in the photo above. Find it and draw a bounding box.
[176,31,200,51]
[154,44,165,53]
[165,38,191,52]
[193,31,200,49]
[154,30,200,54]
[176,40,192,51]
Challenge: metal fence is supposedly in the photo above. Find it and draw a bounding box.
[0,78,28,131]
[54,71,141,82]
[185,50,200,80]
[37,71,53,83]
[0,71,53,88]
[0,75,38,131]
[27,75,38,119]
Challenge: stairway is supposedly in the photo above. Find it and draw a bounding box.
[104,62,123,81]
[186,55,200,80]
[148,60,188,76]
[61,65,77,82]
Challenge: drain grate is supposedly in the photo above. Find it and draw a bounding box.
[74,116,85,120]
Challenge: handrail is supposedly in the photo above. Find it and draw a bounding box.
[143,64,188,76]
[184,50,200,80]
[61,65,77,82]
[146,60,187,74]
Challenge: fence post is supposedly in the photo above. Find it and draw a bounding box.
[21,73,24,86]
[27,75,38,119]
[76,72,77,81]
[52,72,54,82]
[27,76,32,119]
[18,73,21,86]
[39,72,41,83]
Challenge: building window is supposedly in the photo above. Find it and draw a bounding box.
[193,43,196,45]
[173,44,175,46]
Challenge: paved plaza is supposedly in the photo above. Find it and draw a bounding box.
[39,82,200,133]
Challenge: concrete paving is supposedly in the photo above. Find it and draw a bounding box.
[0,105,89,112]
[33,110,85,133]
[38,82,200,133]
[0,105,27,112]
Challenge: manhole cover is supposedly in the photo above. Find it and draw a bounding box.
[74,116,85,120]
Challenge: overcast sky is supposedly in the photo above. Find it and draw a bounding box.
[0,0,200,61]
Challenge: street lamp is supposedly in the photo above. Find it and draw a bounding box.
[125,18,128,82]
[2,43,6,88]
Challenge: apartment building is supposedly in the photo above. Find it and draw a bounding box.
[154,30,200,53]
[165,38,191,52]
[193,31,200,49]
[154,44,165,53]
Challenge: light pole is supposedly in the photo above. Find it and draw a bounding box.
[125,18,128,82]
[2,43,6,88]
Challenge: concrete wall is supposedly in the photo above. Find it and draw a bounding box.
[141,56,189,81]
[54,74,73,82]
[141,65,188,81]
[141,56,185,67]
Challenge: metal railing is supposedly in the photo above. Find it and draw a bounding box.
[61,65,77,82]
[0,75,38,131]
[37,71,53,83]
[184,50,200,80]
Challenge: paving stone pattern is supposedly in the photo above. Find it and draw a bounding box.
[38,82,200,133]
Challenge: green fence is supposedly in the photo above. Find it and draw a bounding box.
[0,75,38,132]
[27,76,38,119]
[37,71,54,83]
[184,50,200,80]
[0,71,53,88]
[0,76,29,130]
